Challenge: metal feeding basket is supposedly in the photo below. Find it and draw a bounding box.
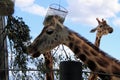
[44,4,68,24]
[0,0,14,16]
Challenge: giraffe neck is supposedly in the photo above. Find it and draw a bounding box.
[90,35,102,80]
[94,36,102,47]
[44,52,54,80]
[63,29,120,79]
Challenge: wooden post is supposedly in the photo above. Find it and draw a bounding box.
[0,16,8,80]
[60,61,82,80]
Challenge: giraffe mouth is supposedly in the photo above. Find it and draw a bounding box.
[27,47,41,58]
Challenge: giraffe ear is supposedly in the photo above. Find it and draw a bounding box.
[90,28,97,33]
[96,18,101,24]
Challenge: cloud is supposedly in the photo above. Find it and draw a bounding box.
[15,0,47,16]
[15,0,34,7]
[14,0,120,27]
[66,0,120,26]
[22,4,47,16]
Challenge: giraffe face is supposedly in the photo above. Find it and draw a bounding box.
[90,18,113,36]
[27,16,69,57]
[97,22,113,35]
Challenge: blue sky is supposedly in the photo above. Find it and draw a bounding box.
[14,0,120,59]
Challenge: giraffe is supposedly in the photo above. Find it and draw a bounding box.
[27,15,120,80]
[30,15,65,80]
[32,19,55,80]
[90,18,113,47]
[88,18,113,80]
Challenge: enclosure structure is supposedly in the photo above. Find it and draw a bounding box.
[0,0,14,16]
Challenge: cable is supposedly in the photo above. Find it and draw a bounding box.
[0,68,120,77]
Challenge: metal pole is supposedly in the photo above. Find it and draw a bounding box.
[0,16,8,80]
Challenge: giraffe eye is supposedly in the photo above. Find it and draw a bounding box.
[46,29,54,35]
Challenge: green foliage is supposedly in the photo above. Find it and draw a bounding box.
[6,16,31,79]
[7,16,31,52]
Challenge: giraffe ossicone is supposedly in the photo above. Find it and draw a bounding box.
[27,15,120,80]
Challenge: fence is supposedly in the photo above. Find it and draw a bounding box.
[0,61,120,80]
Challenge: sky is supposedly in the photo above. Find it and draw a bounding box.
[13,0,120,60]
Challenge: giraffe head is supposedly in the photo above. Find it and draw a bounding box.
[90,18,113,36]
[27,15,69,57]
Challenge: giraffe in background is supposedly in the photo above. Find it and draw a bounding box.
[27,16,120,80]
[88,18,113,80]
[90,18,113,47]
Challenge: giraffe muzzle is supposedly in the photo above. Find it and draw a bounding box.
[109,28,113,33]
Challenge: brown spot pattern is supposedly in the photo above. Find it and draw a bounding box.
[87,60,97,71]
[96,58,109,67]
[74,45,81,54]
[78,54,87,62]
